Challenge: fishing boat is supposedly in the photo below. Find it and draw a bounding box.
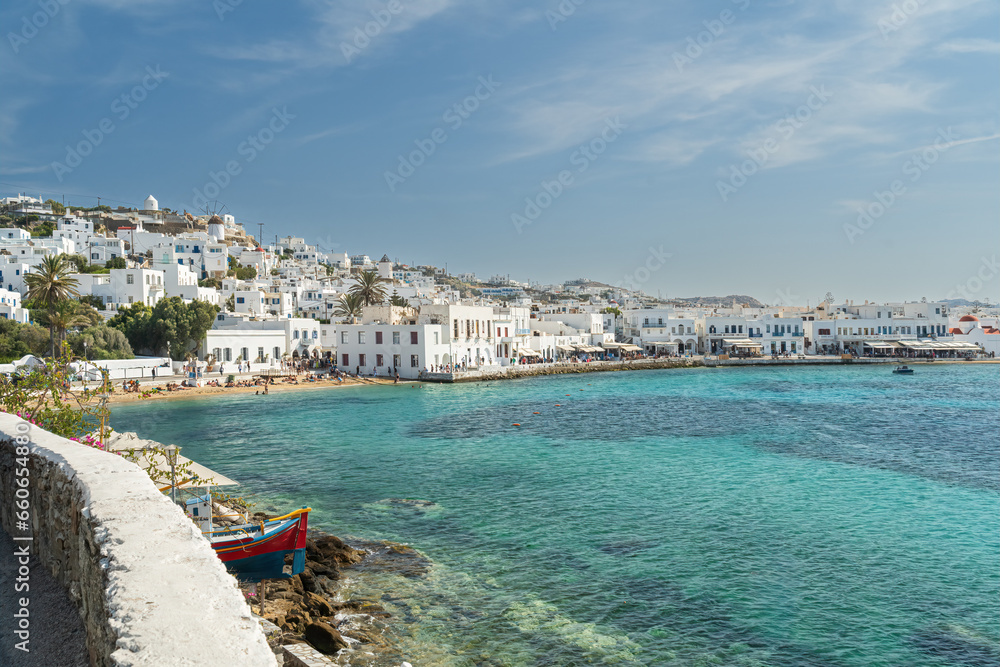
[892,365,914,375]
[186,494,311,582]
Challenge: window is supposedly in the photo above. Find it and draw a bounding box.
[341,331,349,344]
[358,331,366,344]
[236,297,245,304]
[410,331,419,345]
[274,347,281,359]
[454,320,459,337]
[126,274,134,285]
[342,354,349,366]
[312,331,318,339]
[359,354,366,367]
[224,348,232,361]
[376,354,384,366]
[241,347,249,361]
[393,331,400,345]
[434,331,439,345]
[766,325,771,333]
[411,354,419,367]
[375,331,383,344]
[393,354,401,368]
[294,330,300,339]
[724,325,730,334]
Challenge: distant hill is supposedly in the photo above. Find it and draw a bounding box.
[670,295,765,308]
[939,298,991,307]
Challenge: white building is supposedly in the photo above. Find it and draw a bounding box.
[203,313,323,366]
[0,287,29,323]
[90,268,165,309]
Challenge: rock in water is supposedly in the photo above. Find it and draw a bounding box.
[304,621,348,655]
[308,535,365,566]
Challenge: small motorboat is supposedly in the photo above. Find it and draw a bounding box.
[892,365,914,374]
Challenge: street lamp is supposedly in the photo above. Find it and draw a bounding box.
[165,444,180,505]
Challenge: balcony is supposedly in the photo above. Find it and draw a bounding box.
[748,332,763,338]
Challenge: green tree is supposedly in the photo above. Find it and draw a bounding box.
[24,254,81,356]
[35,301,91,350]
[79,294,106,310]
[44,199,66,215]
[109,298,218,359]
[67,324,134,360]
[105,256,127,270]
[198,276,222,289]
[30,220,54,237]
[389,292,409,308]
[333,293,364,321]
[227,256,257,280]
[0,318,34,362]
[349,270,388,306]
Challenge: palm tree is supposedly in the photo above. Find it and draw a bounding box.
[36,301,90,350]
[349,270,388,306]
[25,254,81,356]
[333,293,364,321]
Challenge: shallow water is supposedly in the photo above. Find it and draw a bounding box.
[114,364,1000,666]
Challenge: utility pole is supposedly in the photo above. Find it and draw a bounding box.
[257,223,264,246]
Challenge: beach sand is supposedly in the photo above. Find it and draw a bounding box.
[104,375,406,404]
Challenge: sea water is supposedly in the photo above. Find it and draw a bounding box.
[113,364,1000,666]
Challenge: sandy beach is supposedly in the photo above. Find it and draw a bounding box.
[104,374,408,404]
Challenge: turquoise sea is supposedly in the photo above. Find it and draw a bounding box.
[113,365,1000,666]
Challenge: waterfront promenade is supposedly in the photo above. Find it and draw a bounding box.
[418,354,983,383]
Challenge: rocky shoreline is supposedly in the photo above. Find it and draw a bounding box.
[248,529,432,665]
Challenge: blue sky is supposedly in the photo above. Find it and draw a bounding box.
[1,0,997,304]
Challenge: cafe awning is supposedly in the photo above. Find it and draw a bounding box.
[556,345,576,352]
[620,344,642,352]
[518,349,542,357]
[897,340,981,350]
[863,341,899,348]
[722,338,763,347]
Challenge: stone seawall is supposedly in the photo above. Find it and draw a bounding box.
[421,358,703,383]
[0,413,276,667]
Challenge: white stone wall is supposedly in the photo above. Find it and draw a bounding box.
[0,413,276,667]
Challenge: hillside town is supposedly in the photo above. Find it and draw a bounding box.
[1,192,997,380]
